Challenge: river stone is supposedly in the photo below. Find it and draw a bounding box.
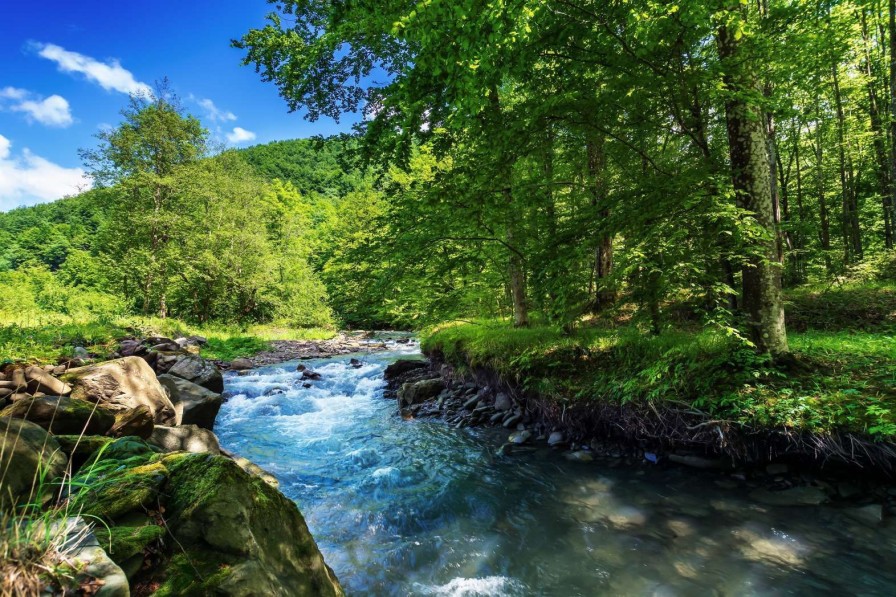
[384,359,427,380]
[844,504,883,526]
[667,454,724,470]
[157,374,223,430]
[157,453,343,596]
[565,450,595,463]
[229,358,254,371]
[24,366,72,395]
[167,355,224,394]
[0,417,67,509]
[462,396,480,410]
[509,430,532,445]
[502,414,521,429]
[149,425,221,454]
[398,379,445,407]
[0,395,115,435]
[493,392,512,412]
[63,357,176,425]
[547,431,566,447]
[749,486,829,506]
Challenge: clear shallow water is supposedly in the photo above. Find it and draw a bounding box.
[216,343,896,596]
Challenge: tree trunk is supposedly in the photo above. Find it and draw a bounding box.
[889,0,896,240]
[832,65,862,264]
[717,5,789,356]
[814,96,833,272]
[586,131,615,311]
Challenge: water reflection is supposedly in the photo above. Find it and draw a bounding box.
[216,342,896,596]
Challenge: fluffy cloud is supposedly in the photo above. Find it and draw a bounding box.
[226,126,256,144]
[0,87,73,127]
[33,42,152,96]
[0,134,90,210]
[193,96,236,122]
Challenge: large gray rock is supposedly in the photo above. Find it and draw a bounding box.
[0,396,115,436]
[148,425,221,454]
[59,517,130,597]
[157,374,223,430]
[384,359,428,380]
[167,355,224,394]
[156,453,343,596]
[493,392,512,412]
[63,357,176,425]
[398,378,445,407]
[0,418,67,509]
[229,358,253,371]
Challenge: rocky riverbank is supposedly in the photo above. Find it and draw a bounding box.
[0,335,344,596]
[385,356,896,522]
[218,332,394,370]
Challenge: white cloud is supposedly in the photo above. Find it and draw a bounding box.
[33,42,152,96]
[226,127,256,144]
[0,87,73,127]
[193,96,236,122]
[0,134,90,210]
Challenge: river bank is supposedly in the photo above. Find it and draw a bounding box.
[0,333,347,596]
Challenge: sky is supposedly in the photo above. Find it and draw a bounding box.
[0,0,359,211]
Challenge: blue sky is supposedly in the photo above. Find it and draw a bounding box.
[0,0,359,211]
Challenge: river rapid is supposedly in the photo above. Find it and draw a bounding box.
[215,340,896,596]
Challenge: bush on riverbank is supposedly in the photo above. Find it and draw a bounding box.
[422,285,896,440]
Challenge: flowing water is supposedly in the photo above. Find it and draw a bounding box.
[216,341,896,596]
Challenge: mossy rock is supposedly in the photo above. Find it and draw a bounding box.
[0,395,115,435]
[54,435,114,471]
[71,459,169,522]
[0,418,67,510]
[158,453,343,596]
[81,436,161,470]
[94,523,165,566]
[150,549,236,597]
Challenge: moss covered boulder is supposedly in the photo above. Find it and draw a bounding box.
[0,417,67,509]
[0,395,115,435]
[154,453,343,596]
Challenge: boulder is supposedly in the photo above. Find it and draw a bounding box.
[0,396,115,435]
[155,453,343,596]
[149,425,222,454]
[0,418,68,509]
[58,517,130,597]
[229,358,254,371]
[167,355,224,394]
[234,456,280,489]
[157,374,223,430]
[24,366,72,395]
[493,392,512,412]
[63,357,176,425]
[384,359,428,380]
[301,370,323,381]
[107,405,154,439]
[118,339,146,357]
[398,378,445,407]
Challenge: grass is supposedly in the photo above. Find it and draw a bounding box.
[0,312,336,365]
[421,286,896,439]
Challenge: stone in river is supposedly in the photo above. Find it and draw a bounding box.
[509,430,532,444]
[565,450,594,463]
[547,431,566,446]
[493,392,512,411]
[462,396,480,410]
[749,486,829,506]
[502,414,521,428]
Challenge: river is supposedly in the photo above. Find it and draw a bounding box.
[215,341,896,596]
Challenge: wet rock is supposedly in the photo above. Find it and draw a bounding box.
[63,357,177,424]
[1,395,115,435]
[167,355,224,394]
[0,418,67,509]
[349,358,363,369]
[509,430,532,444]
[149,425,222,454]
[302,370,323,381]
[502,414,521,429]
[489,412,505,424]
[157,374,223,430]
[462,396,480,410]
[844,504,883,526]
[398,378,445,407]
[229,357,253,371]
[60,517,130,597]
[233,456,280,489]
[565,450,595,463]
[749,486,829,506]
[384,359,428,380]
[547,431,566,447]
[493,392,512,412]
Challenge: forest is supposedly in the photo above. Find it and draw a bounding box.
[4,0,896,595]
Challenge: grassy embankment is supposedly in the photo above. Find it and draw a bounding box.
[422,283,896,442]
[0,314,335,365]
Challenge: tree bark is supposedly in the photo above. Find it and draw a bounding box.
[717,5,789,356]
[889,0,896,241]
[586,131,615,311]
